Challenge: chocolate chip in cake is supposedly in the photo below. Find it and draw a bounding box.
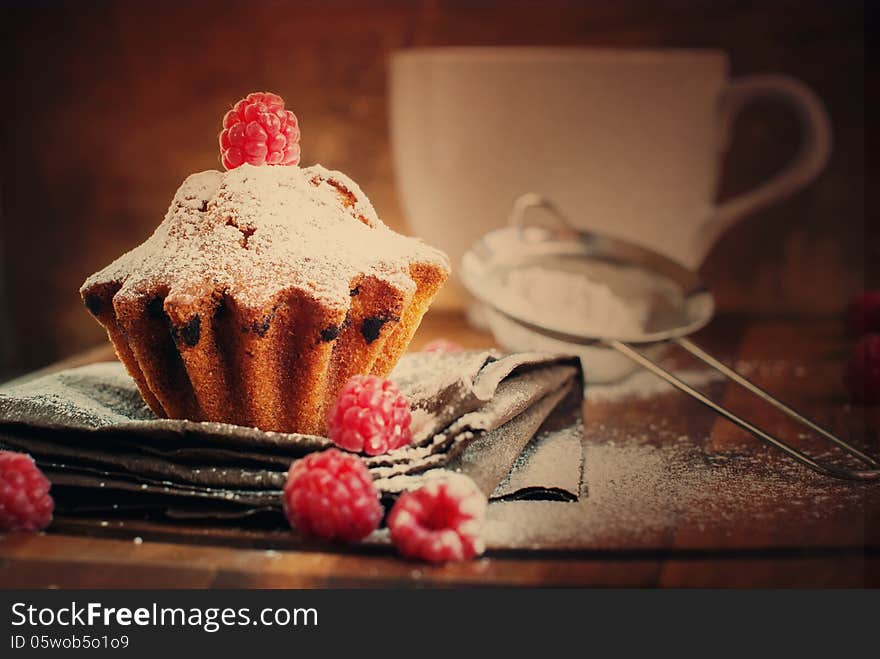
[173,315,201,347]
[320,325,341,342]
[252,306,279,338]
[83,294,103,316]
[146,297,165,319]
[361,315,398,344]
[349,286,360,297]
[255,317,271,337]
[213,294,228,318]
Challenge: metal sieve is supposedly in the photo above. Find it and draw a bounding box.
[461,193,879,481]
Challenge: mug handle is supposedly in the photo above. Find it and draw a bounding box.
[696,75,832,263]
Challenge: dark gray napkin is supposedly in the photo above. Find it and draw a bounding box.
[0,351,583,521]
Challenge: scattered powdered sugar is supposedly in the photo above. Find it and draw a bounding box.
[0,361,154,427]
[484,431,872,550]
[584,368,727,403]
[391,350,486,405]
[455,363,575,433]
[492,418,584,500]
[480,347,872,550]
[389,350,491,443]
[82,163,449,312]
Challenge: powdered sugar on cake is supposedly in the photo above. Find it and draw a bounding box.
[82,164,449,311]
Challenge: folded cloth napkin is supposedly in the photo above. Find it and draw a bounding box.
[0,351,583,522]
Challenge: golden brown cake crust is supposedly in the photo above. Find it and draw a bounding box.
[80,164,449,435]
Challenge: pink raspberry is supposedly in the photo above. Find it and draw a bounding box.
[849,291,880,336]
[387,474,487,563]
[421,339,464,354]
[282,448,382,543]
[0,451,54,532]
[845,334,880,404]
[327,375,412,456]
[219,92,301,170]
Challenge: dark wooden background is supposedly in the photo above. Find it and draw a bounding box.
[0,0,870,378]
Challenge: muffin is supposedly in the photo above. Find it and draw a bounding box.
[80,95,449,435]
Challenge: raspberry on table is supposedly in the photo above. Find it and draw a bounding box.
[0,451,54,532]
[387,474,487,563]
[849,290,880,336]
[282,448,382,543]
[845,334,880,404]
[327,374,412,456]
[421,339,464,354]
[219,92,301,170]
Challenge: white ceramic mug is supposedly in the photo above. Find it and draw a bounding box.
[389,47,832,278]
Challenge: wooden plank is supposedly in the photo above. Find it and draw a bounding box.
[2,533,874,588]
[0,533,663,588]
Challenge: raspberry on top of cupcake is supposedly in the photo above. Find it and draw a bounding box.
[219,92,301,169]
[81,92,449,436]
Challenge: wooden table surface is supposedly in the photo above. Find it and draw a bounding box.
[1,310,878,588]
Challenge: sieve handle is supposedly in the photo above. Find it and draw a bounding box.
[607,338,880,482]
